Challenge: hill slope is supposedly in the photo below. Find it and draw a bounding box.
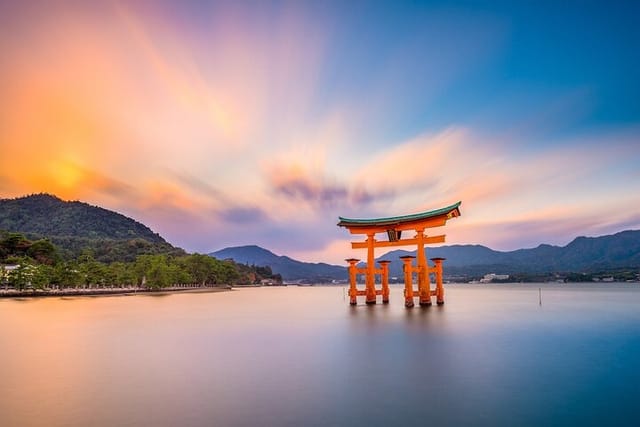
[0,194,184,262]
[209,245,347,281]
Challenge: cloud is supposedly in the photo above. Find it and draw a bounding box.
[446,192,640,251]
[264,159,399,213]
[325,125,640,254]
[349,186,396,206]
[599,212,640,235]
[198,211,346,256]
[218,206,267,224]
[75,167,136,199]
[353,128,466,191]
[167,171,225,201]
[271,174,348,207]
[1,2,638,264]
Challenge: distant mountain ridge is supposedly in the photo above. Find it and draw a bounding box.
[0,193,184,262]
[377,230,640,277]
[209,245,346,281]
[211,230,640,280]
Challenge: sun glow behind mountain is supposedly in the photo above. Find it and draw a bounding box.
[1,1,639,263]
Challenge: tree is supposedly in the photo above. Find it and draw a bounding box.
[51,262,83,288]
[0,233,31,259]
[0,265,8,290]
[108,262,136,286]
[167,257,193,285]
[8,260,35,290]
[78,253,108,287]
[184,254,216,285]
[27,239,59,265]
[146,259,170,289]
[30,264,52,289]
[1,232,28,252]
[133,254,173,289]
[215,260,240,284]
[133,254,155,286]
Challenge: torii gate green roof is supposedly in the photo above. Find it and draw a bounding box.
[337,201,461,228]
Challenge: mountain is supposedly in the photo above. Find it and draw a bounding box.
[377,230,640,277]
[0,193,184,262]
[209,245,347,281]
[211,230,640,281]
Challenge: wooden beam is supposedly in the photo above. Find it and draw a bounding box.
[346,216,448,234]
[395,217,447,231]
[351,235,445,249]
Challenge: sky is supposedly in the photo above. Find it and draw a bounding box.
[1,0,639,264]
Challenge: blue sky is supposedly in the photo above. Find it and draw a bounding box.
[1,0,638,263]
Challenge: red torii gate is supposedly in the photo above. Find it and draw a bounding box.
[337,201,461,307]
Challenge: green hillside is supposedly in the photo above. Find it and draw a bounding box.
[0,194,184,262]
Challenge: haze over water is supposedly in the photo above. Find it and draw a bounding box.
[1,285,639,427]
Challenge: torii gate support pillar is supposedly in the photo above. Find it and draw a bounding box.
[401,255,416,308]
[379,260,391,304]
[346,258,360,306]
[431,257,446,305]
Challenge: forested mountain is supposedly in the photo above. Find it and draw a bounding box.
[0,194,183,262]
[0,194,282,288]
[209,245,346,281]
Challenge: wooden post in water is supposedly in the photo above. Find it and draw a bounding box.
[431,257,446,305]
[401,255,416,308]
[346,258,360,305]
[379,260,391,304]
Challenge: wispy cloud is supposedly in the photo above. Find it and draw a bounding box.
[271,174,348,208]
[218,207,267,225]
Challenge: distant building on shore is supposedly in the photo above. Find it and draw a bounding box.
[480,273,510,283]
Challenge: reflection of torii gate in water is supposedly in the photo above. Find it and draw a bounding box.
[337,202,461,307]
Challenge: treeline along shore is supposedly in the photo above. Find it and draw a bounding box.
[0,231,282,296]
[0,285,231,299]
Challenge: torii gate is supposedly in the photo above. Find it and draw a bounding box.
[337,201,461,307]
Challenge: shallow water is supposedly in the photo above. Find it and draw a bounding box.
[1,284,639,427]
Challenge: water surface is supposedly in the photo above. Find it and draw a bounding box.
[1,284,639,426]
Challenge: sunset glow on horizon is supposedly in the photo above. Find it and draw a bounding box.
[1,1,639,263]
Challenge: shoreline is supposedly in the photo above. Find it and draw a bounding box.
[0,286,233,299]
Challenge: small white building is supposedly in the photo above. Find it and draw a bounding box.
[1,265,19,273]
[1,265,21,287]
[480,273,510,283]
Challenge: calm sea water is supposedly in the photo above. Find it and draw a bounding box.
[1,284,639,427]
